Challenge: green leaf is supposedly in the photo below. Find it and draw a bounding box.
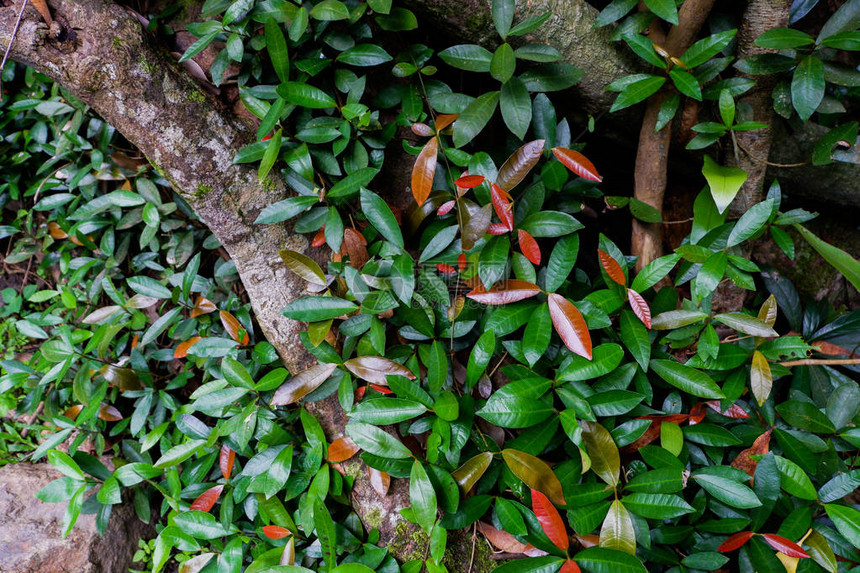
[255,196,317,224]
[619,310,650,370]
[362,188,404,247]
[490,43,516,83]
[702,155,748,214]
[669,69,702,100]
[792,56,825,122]
[477,378,554,428]
[466,330,496,387]
[692,473,761,509]
[515,44,563,62]
[478,234,510,290]
[519,211,583,237]
[501,449,566,505]
[410,461,438,533]
[626,468,684,494]
[813,122,859,166]
[265,19,289,83]
[713,313,779,337]
[258,128,282,181]
[623,34,666,69]
[643,0,678,24]
[557,343,624,382]
[337,44,393,67]
[819,470,860,503]
[349,398,427,424]
[681,30,737,68]
[600,499,636,555]
[824,504,860,549]
[501,77,532,140]
[327,167,380,199]
[754,28,815,49]
[282,297,357,321]
[248,445,293,498]
[655,94,680,132]
[520,63,583,92]
[127,276,172,299]
[492,557,565,573]
[279,249,327,287]
[222,357,255,389]
[631,254,680,292]
[775,400,836,434]
[611,76,666,112]
[276,82,336,109]
[47,450,85,481]
[523,303,552,366]
[491,0,515,38]
[346,422,413,458]
[438,45,493,72]
[545,235,580,293]
[774,456,818,500]
[727,199,775,247]
[309,0,350,20]
[622,493,694,519]
[509,12,553,36]
[649,359,725,399]
[575,547,647,573]
[595,0,638,27]
[794,224,860,292]
[629,198,662,223]
[453,91,500,148]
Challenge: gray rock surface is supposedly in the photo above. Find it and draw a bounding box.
[0,462,152,573]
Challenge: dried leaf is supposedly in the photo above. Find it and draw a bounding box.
[190,485,224,512]
[48,222,67,239]
[547,293,593,359]
[190,296,217,318]
[731,429,772,478]
[220,311,249,345]
[412,136,438,206]
[368,467,391,496]
[327,436,360,462]
[552,147,602,182]
[271,363,339,406]
[344,356,415,385]
[477,521,530,553]
[340,228,369,269]
[98,404,123,422]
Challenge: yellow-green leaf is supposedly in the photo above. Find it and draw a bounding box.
[600,499,636,555]
[279,249,326,286]
[501,449,565,505]
[581,420,621,488]
[751,350,773,406]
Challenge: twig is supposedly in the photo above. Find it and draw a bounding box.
[779,358,860,367]
[0,0,29,96]
[735,138,808,168]
[467,522,477,573]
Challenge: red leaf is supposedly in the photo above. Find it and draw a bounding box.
[717,531,755,552]
[762,534,811,559]
[220,445,235,481]
[220,310,249,345]
[547,293,592,359]
[559,561,582,573]
[438,200,456,215]
[436,263,457,273]
[598,249,626,286]
[627,289,652,329]
[705,400,750,419]
[487,223,510,235]
[552,147,602,182]
[175,336,202,359]
[434,114,458,131]
[531,489,569,552]
[190,484,224,512]
[411,122,433,137]
[491,184,514,231]
[518,229,541,265]
[454,174,486,189]
[327,436,360,462]
[458,253,467,271]
[312,228,326,247]
[688,403,706,425]
[412,136,438,206]
[638,414,690,423]
[263,525,291,539]
[354,385,367,402]
[467,279,541,305]
[370,384,393,394]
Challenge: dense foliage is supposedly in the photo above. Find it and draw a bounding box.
[1,0,860,573]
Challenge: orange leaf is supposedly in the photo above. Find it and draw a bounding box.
[466,279,541,305]
[518,229,541,265]
[369,383,394,395]
[438,200,456,215]
[717,531,755,552]
[263,525,291,539]
[559,561,582,573]
[491,183,514,231]
[598,249,626,286]
[458,253,467,271]
[190,296,217,319]
[731,429,772,478]
[98,404,123,421]
[477,521,530,553]
[547,293,592,359]
[454,174,486,189]
[220,310,249,345]
[175,336,202,358]
[434,114,458,131]
[688,403,706,425]
[531,489,569,552]
[437,263,457,273]
[354,385,367,402]
[497,140,545,192]
[220,445,235,481]
[412,136,438,206]
[487,223,510,235]
[48,222,68,239]
[30,0,53,25]
[575,534,599,548]
[327,436,360,462]
[368,467,391,496]
[552,148,602,182]
[627,289,651,329]
[312,228,326,247]
[64,404,83,420]
[190,484,224,512]
[411,122,433,137]
[131,334,139,349]
[762,534,810,559]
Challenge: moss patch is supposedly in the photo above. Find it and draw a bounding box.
[195,184,213,197]
[187,90,206,103]
[137,55,156,75]
[385,521,428,562]
[364,508,382,529]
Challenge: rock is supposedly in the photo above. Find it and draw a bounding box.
[0,462,152,573]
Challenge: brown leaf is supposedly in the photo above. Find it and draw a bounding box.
[547,293,592,359]
[552,148,602,182]
[477,521,530,553]
[220,445,235,481]
[101,365,142,391]
[271,363,339,406]
[598,250,626,286]
[190,296,218,319]
[190,484,224,512]
[411,122,433,137]
[98,403,123,422]
[327,436,360,462]
[434,114,458,131]
[518,229,541,265]
[368,467,390,497]
[47,222,67,239]
[412,136,438,206]
[340,228,369,269]
[496,140,545,192]
[220,310,249,345]
[466,279,541,305]
[731,429,772,478]
[30,0,53,25]
[64,405,83,420]
[175,336,203,359]
[457,198,492,251]
[343,356,416,385]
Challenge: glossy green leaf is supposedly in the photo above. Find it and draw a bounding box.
[693,473,761,509]
[622,493,694,519]
[410,461,438,533]
[727,199,775,247]
[581,420,621,488]
[775,456,818,500]
[277,82,336,109]
[477,378,554,428]
[439,45,493,72]
[360,188,403,248]
[574,547,647,573]
[611,76,666,112]
[650,359,725,399]
[349,398,427,424]
[501,77,532,140]
[824,504,860,549]
[346,422,413,459]
[702,156,748,214]
[282,297,357,321]
[453,91,500,148]
[792,56,825,121]
[794,224,860,292]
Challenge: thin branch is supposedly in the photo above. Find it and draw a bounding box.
[779,358,860,367]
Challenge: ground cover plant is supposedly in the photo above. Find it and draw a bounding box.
[0,0,859,572]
